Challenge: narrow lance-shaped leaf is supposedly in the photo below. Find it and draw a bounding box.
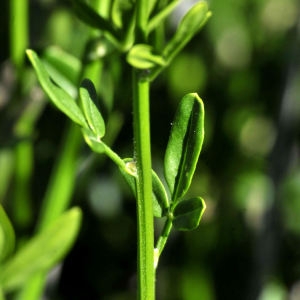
[147,0,179,33]
[148,2,211,81]
[26,50,88,128]
[0,205,15,263]
[43,46,81,86]
[164,93,205,202]
[172,197,206,231]
[80,79,106,138]
[42,47,81,97]
[162,1,211,63]
[0,207,82,292]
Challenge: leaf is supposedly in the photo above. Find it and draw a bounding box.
[164,93,204,201]
[172,197,206,231]
[42,46,81,97]
[0,207,82,292]
[111,0,134,28]
[127,44,166,69]
[82,127,106,154]
[80,79,105,138]
[26,50,88,128]
[119,159,169,217]
[162,2,211,63]
[43,46,81,86]
[148,0,179,33]
[152,171,169,217]
[70,0,119,39]
[148,2,211,81]
[0,205,15,263]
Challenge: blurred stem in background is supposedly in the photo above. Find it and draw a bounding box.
[16,0,108,299]
[9,0,36,229]
[10,0,28,72]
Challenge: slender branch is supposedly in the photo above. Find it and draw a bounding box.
[136,0,149,42]
[132,70,155,299]
[10,0,28,72]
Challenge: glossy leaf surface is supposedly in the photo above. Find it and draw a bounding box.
[80,79,105,138]
[172,197,206,231]
[164,93,204,201]
[0,205,15,263]
[26,50,88,128]
[0,207,82,292]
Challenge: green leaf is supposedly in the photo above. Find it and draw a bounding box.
[0,205,15,263]
[80,79,105,138]
[82,127,106,154]
[26,49,88,128]
[152,170,169,217]
[163,2,211,63]
[148,0,158,17]
[148,0,179,33]
[112,0,134,28]
[164,93,205,201]
[43,46,81,86]
[0,207,82,292]
[119,159,169,217]
[172,197,206,231]
[127,44,166,69]
[42,47,81,97]
[70,0,119,39]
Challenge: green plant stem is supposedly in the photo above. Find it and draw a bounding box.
[102,143,125,169]
[36,124,82,231]
[9,0,35,230]
[133,70,154,299]
[10,0,28,72]
[136,0,149,42]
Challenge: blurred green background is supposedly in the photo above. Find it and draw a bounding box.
[1,0,300,299]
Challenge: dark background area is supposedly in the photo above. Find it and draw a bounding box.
[1,0,300,299]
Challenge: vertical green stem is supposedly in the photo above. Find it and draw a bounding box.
[136,0,149,42]
[10,0,28,72]
[9,0,35,230]
[133,70,154,300]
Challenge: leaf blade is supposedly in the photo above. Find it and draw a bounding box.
[0,207,82,292]
[80,79,106,138]
[0,205,15,263]
[172,197,206,231]
[164,93,205,201]
[26,49,88,128]
[162,2,211,63]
